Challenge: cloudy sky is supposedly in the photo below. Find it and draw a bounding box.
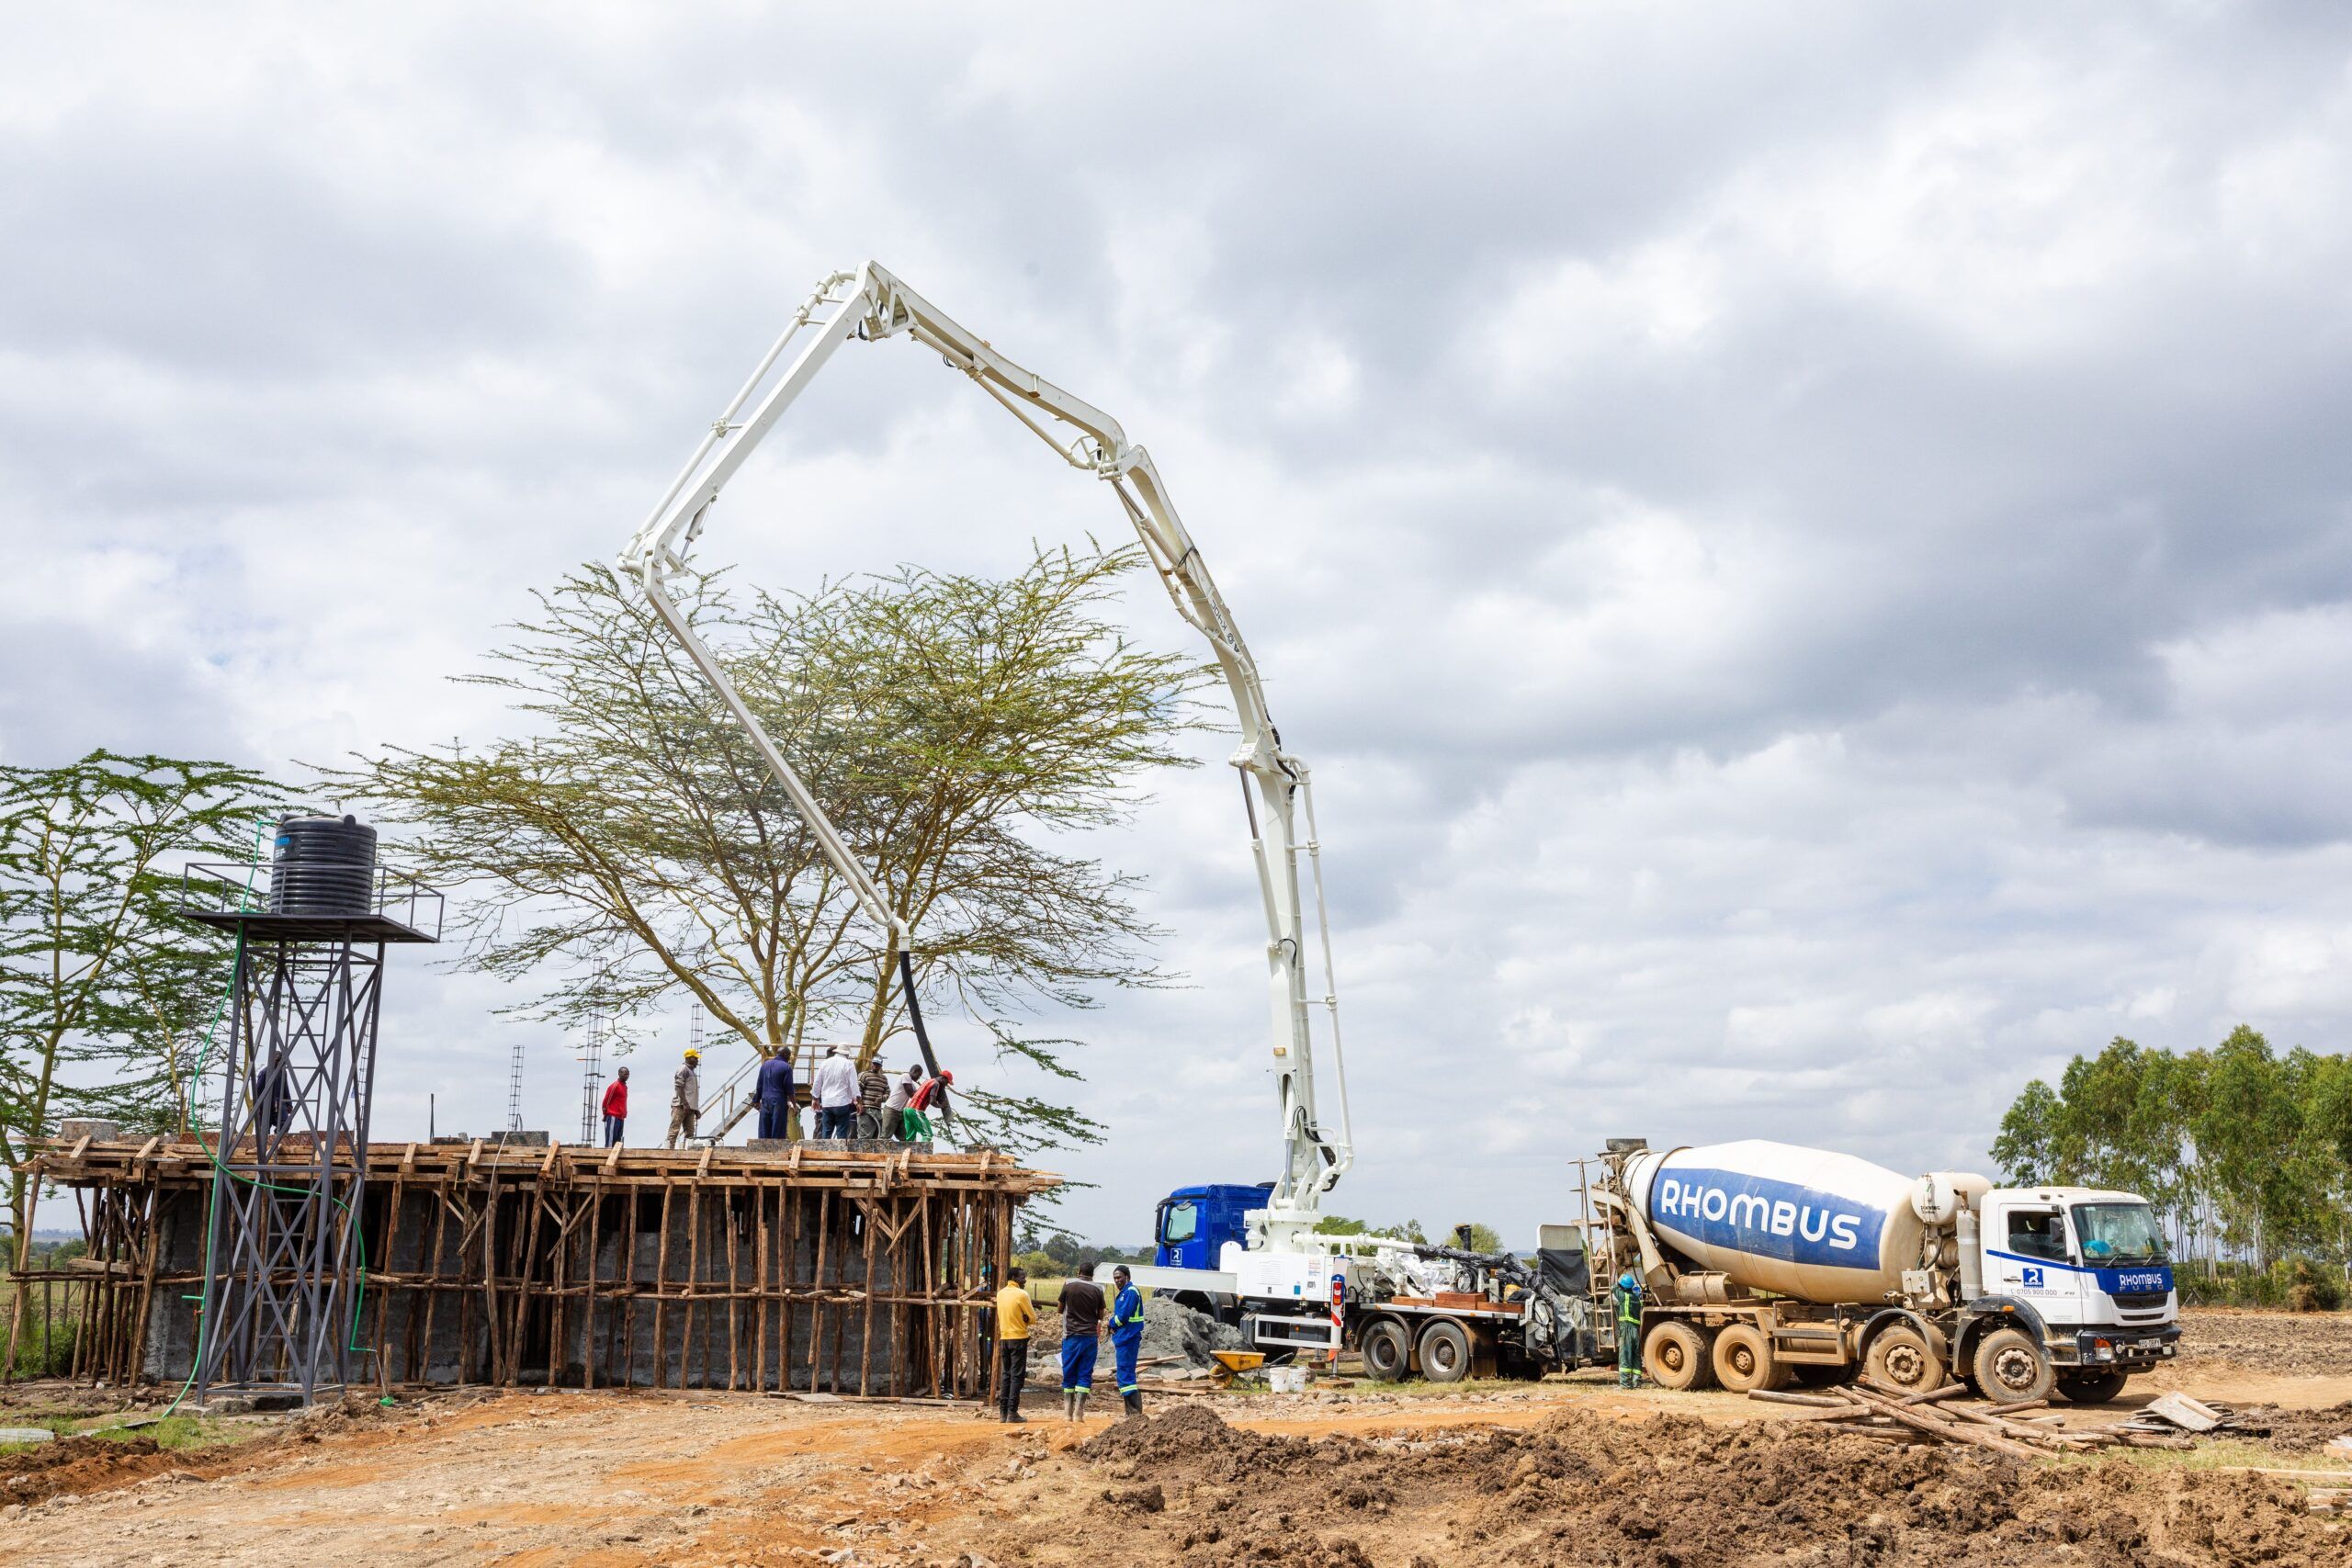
[9,3,2352,1244]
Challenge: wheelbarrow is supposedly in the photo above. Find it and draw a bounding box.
[1207,1349,1265,1389]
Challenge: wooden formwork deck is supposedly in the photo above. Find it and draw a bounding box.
[9,1136,1056,1400]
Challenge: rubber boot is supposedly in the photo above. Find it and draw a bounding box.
[1123,1392,1143,1419]
[1075,1391,1090,1422]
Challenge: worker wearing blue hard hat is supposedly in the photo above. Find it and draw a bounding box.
[1614,1269,1643,1389]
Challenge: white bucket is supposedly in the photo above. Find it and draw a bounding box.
[1267,1365,1306,1393]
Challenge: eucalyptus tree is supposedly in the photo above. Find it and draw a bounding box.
[1993,1028,2352,1276]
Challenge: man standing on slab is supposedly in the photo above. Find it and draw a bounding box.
[600,1066,629,1147]
[754,1050,795,1141]
[665,1048,701,1148]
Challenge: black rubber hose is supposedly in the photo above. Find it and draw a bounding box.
[898,950,942,1077]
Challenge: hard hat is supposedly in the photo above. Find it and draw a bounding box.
[684,1048,701,1062]
[937,1068,955,1082]
[1618,1270,1636,1289]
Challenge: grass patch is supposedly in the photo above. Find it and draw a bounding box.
[2042,1437,2352,1477]
[0,1412,249,1455]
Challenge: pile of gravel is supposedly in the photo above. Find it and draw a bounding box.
[1137,1295,1249,1368]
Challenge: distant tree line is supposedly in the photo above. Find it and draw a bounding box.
[1993,1026,2352,1298]
[1316,1214,1506,1253]
[1012,1227,1150,1280]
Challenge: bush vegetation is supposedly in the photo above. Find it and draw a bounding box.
[1994,1026,2352,1306]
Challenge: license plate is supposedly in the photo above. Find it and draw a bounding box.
[2133,1337,2164,1351]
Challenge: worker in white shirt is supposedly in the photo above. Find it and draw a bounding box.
[811,1045,860,1140]
[883,1064,923,1141]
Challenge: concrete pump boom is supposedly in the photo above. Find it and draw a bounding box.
[618,261,1351,1243]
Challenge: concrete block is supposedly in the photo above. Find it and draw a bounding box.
[57,1119,120,1143]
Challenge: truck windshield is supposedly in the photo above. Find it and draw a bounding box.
[1161,1201,1199,1245]
[2072,1202,2168,1265]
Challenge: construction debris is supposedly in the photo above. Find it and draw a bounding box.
[2111,1392,2271,1443]
[1750,1380,2197,1456]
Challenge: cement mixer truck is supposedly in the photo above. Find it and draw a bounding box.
[1580,1137,2180,1405]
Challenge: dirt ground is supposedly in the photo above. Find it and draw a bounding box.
[4,1308,2350,1566]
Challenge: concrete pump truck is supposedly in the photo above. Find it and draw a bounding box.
[616,261,1371,1328]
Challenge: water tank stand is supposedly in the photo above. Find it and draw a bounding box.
[177,881,439,1406]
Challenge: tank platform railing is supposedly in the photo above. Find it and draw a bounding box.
[175,859,446,944]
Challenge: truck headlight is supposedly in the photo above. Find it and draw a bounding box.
[2088,1337,2114,1363]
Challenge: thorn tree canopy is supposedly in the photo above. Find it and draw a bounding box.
[324,544,1210,1159]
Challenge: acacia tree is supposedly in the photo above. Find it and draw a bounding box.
[325,546,1206,1157]
[0,751,283,1269]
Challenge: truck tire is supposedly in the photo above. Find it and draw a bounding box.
[1971,1325,2055,1405]
[2056,1370,2128,1405]
[1417,1319,1473,1384]
[1862,1325,1945,1394]
[1642,1321,1714,1392]
[1360,1318,1410,1382]
[1710,1324,1789,1393]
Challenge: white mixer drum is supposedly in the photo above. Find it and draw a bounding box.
[1627,1140,1927,1303]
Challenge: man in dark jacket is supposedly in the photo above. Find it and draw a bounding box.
[1057,1262,1106,1422]
[755,1051,795,1140]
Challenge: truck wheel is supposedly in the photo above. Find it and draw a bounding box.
[1417,1319,1473,1384]
[2056,1370,2128,1404]
[1360,1319,1410,1382]
[1863,1326,1945,1394]
[1970,1326,2055,1405]
[1710,1324,1788,1393]
[1642,1321,1714,1392]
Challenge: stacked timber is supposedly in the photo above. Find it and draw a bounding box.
[1748,1380,2196,1456]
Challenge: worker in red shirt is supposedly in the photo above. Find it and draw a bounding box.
[905,1068,953,1143]
[601,1066,630,1147]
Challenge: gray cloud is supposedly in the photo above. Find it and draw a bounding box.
[8,2,2352,1242]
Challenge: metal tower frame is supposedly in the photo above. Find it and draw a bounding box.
[180,867,439,1405]
[505,1037,526,1135]
[578,1011,604,1147]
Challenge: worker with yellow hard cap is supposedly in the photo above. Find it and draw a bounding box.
[665,1046,703,1148]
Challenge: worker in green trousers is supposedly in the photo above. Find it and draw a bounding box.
[1614,1269,1643,1389]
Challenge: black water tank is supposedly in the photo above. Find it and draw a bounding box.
[268,815,379,917]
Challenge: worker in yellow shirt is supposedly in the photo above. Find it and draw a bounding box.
[994,1265,1036,1424]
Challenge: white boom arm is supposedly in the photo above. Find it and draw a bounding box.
[619,262,1351,1241]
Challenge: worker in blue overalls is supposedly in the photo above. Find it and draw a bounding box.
[1108,1264,1147,1418]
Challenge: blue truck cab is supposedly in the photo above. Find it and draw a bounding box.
[1153,1183,1271,1272]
